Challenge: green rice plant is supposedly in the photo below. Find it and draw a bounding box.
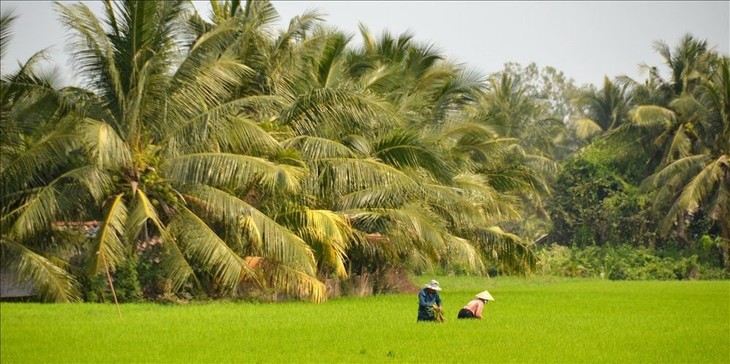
[427,305,445,322]
[1,277,728,363]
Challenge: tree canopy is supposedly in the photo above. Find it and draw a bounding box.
[1,1,727,302]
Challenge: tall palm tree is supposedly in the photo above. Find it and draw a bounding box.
[0,10,89,302]
[643,57,730,265]
[603,35,722,181]
[267,22,538,275]
[463,72,563,242]
[2,0,326,302]
[607,35,727,260]
[617,34,717,109]
[650,34,714,99]
[347,28,539,273]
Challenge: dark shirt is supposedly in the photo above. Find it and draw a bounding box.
[417,288,442,321]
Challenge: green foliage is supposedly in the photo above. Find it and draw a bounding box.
[82,255,142,303]
[548,146,658,247]
[2,0,727,305]
[113,255,143,302]
[536,244,729,280]
[135,240,168,299]
[552,35,729,269]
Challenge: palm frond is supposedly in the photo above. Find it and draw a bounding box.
[644,154,710,190]
[372,131,451,181]
[216,115,284,155]
[127,189,194,290]
[271,9,323,55]
[56,2,124,114]
[164,152,304,193]
[1,238,81,302]
[385,204,447,256]
[253,260,326,302]
[170,205,255,291]
[161,95,286,153]
[79,118,132,169]
[337,182,418,210]
[316,157,419,198]
[55,164,112,207]
[184,184,317,275]
[281,88,399,136]
[455,136,519,165]
[88,194,127,275]
[419,182,485,229]
[450,173,522,221]
[663,126,693,164]
[301,208,352,277]
[471,225,535,274]
[313,29,351,88]
[629,105,677,128]
[573,118,604,141]
[0,120,80,191]
[5,178,60,241]
[0,10,17,60]
[443,235,485,273]
[166,53,254,129]
[283,135,356,160]
[658,154,730,234]
[188,13,243,52]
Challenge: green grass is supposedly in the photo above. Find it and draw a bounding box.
[2,276,729,363]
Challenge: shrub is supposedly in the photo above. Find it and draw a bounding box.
[536,244,729,280]
[81,255,142,303]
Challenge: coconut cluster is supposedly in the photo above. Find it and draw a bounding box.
[140,170,179,206]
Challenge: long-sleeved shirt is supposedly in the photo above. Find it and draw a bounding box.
[417,288,442,321]
[462,299,485,318]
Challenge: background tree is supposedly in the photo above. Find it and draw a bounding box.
[548,34,728,273]
[1,10,87,302]
[571,77,632,141]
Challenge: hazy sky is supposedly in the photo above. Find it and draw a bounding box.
[1,1,728,87]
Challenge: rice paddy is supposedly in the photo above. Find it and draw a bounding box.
[1,276,728,363]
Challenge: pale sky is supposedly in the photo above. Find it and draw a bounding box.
[1,1,728,88]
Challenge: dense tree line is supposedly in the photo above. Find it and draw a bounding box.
[549,35,729,271]
[1,0,727,303]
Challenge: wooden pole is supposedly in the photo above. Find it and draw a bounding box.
[103,257,123,320]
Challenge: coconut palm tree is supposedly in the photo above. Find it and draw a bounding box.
[2,0,326,302]
[338,27,540,273]
[1,10,87,302]
[571,77,632,141]
[603,35,727,260]
[240,18,537,277]
[650,34,714,99]
[643,57,730,266]
[188,1,464,282]
[461,71,563,243]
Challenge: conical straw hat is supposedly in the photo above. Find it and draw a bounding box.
[476,290,494,301]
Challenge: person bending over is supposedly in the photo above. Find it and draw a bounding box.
[417,279,443,322]
[457,290,493,319]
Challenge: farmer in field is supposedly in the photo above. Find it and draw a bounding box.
[417,279,443,322]
[457,290,494,319]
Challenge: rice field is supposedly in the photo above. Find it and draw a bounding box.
[1,276,728,363]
